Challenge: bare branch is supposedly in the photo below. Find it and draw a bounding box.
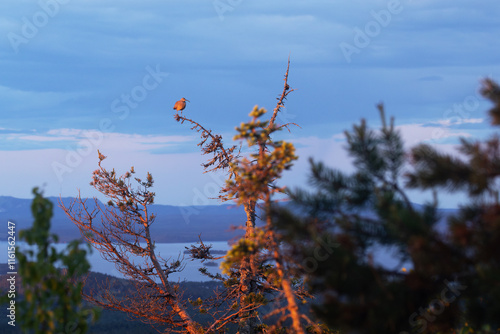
[269,56,294,129]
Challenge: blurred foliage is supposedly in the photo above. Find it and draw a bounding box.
[273,81,500,334]
[1,188,99,334]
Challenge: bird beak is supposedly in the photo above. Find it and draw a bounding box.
[186,99,190,102]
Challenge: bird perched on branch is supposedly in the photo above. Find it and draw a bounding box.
[173,97,189,111]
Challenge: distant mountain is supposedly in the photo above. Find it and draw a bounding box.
[0,195,459,244]
[0,196,246,243]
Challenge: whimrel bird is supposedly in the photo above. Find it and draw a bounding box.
[173,97,189,111]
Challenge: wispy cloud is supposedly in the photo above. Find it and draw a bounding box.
[430,118,484,127]
[396,123,472,148]
[1,128,196,152]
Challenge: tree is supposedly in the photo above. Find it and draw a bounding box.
[62,154,202,333]
[272,81,500,333]
[62,60,321,333]
[175,59,318,333]
[221,106,313,333]
[3,188,99,334]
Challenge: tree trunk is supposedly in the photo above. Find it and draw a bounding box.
[144,217,199,333]
[274,252,305,334]
[237,201,259,334]
[171,302,200,334]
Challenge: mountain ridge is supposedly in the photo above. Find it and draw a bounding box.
[0,195,246,243]
[0,195,458,243]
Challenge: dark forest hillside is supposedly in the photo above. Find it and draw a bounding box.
[0,270,224,334]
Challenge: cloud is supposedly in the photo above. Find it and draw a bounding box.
[395,118,487,147]
[0,128,32,135]
[2,128,196,152]
[333,1,500,67]
[431,118,484,127]
[0,147,224,206]
[0,0,499,209]
[396,123,471,148]
[0,122,486,206]
[12,135,74,142]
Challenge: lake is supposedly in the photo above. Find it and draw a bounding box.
[0,241,230,282]
[1,240,413,282]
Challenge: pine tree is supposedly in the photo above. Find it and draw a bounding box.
[272,81,500,334]
[3,188,99,334]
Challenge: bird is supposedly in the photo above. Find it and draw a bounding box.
[173,97,189,111]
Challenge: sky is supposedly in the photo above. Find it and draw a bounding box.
[1,0,500,208]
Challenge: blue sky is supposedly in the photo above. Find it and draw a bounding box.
[1,0,499,207]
